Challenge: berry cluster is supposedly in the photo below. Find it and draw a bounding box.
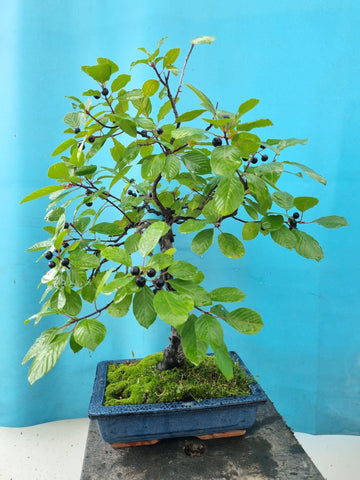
[250,153,268,164]
[288,212,300,230]
[130,266,169,292]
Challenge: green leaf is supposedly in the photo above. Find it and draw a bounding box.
[277,138,309,151]
[163,48,180,67]
[124,233,141,253]
[142,79,160,97]
[218,232,245,259]
[138,221,170,258]
[237,119,273,131]
[102,247,132,266]
[261,215,284,232]
[196,315,224,349]
[69,250,100,270]
[146,252,174,270]
[202,200,221,222]
[107,294,132,317]
[27,239,52,252]
[153,290,189,327]
[63,112,81,129]
[162,154,181,181]
[283,161,326,185]
[176,109,206,123]
[272,191,294,210]
[89,222,123,236]
[22,327,59,365]
[133,286,157,328]
[184,83,216,115]
[180,315,208,365]
[157,100,173,122]
[190,36,216,44]
[168,279,211,307]
[242,222,260,240]
[182,150,211,175]
[293,196,319,212]
[292,230,324,261]
[213,176,244,215]
[178,219,208,234]
[171,126,208,141]
[27,332,70,385]
[73,319,106,351]
[81,64,112,83]
[21,185,65,204]
[168,261,198,280]
[74,216,91,233]
[210,145,243,177]
[210,287,246,303]
[111,74,131,92]
[312,216,348,229]
[191,228,214,256]
[141,154,166,181]
[74,165,97,177]
[51,289,82,316]
[51,138,77,157]
[270,225,297,250]
[237,98,260,117]
[247,173,272,213]
[97,57,119,74]
[224,308,264,335]
[214,348,233,380]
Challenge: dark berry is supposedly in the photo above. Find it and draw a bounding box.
[45,251,53,260]
[62,242,69,248]
[135,276,146,288]
[94,95,100,99]
[132,192,137,197]
[140,130,148,138]
[261,154,268,162]
[289,218,297,230]
[64,222,70,229]
[164,272,173,281]
[88,136,95,143]
[251,156,258,164]
[48,261,56,269]
[157,128,163,135]
[86,202,93,207]
[129,178,135,183]
[212,137,222,147]
[147,268,156,278]
[222,115,230,119]
[155,277,165,289]
[128,189,133,196]
[74,128,80,134]
[293,212,300,219]
[130,266,140,276]
[102,87,109,96]
[61,258,70,267]
[85,189,92,196]
[260,145,266,150]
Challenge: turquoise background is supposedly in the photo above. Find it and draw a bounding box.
[1,0,359,434]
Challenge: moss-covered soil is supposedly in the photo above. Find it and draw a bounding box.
[104,352,253,406]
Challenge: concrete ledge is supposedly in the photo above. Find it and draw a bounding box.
[81,398,324,480]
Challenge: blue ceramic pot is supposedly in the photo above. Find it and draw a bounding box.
[88,352,266,445]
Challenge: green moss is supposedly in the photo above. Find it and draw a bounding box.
[104,353,253,406]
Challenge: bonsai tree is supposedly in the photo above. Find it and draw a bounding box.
[22,36,347,385]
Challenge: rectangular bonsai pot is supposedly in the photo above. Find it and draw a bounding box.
[88,351,267,445]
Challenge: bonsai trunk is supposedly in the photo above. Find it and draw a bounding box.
[157,228,186,371]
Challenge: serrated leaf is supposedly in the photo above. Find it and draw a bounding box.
[312,216,348,229]
[178,219,208,233]
[153,290,189,327]
[73,319,106,351]
[210,287,246,303]
[102,247,132,266]
[27,332,70,385]
[213,176,244,216]
[162,154,181,181]
[133,286,157,328]
[292,230,324,261]
[293,196,319,212]
[224,308,264,335]
[138,221,170,258]
[218,232,245,259]
[210,145,243,177]
[242,222,260,240]
[191,228,214,256]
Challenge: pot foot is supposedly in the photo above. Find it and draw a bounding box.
[110,439,160,448]
[197,429,246,440]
